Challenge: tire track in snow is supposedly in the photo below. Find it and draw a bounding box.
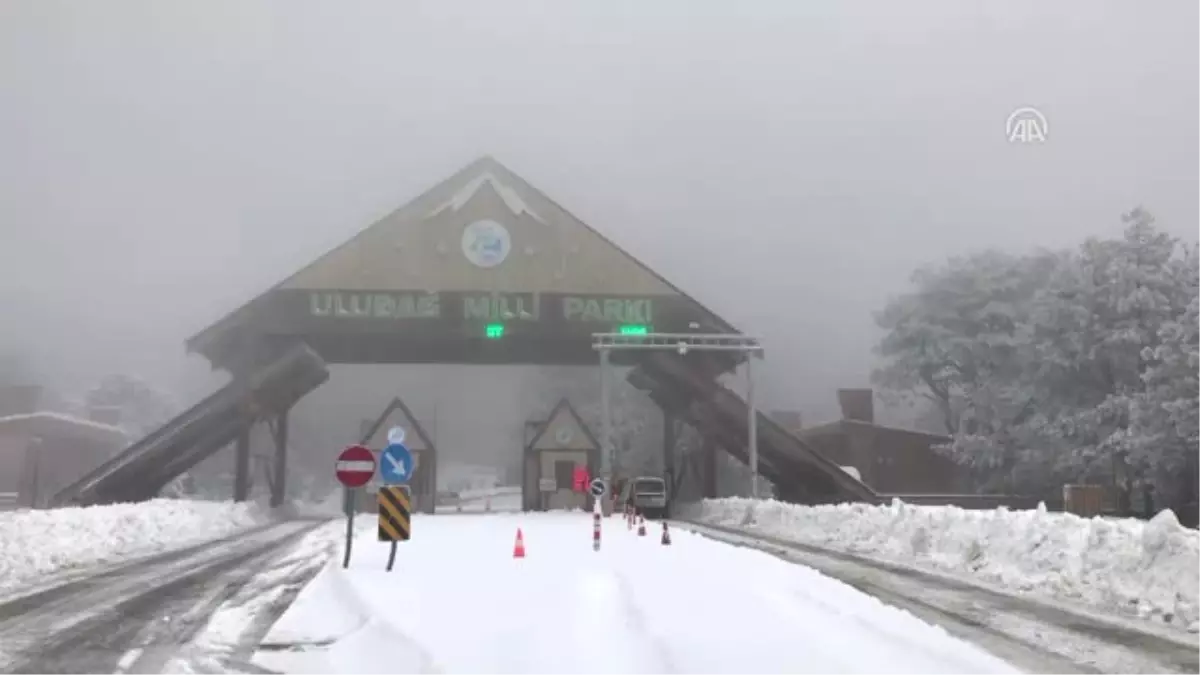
[609,568,679,674]
[680,519,1189,674]
[754,583,1008,674]
[0,521,321,674]
[572,566,677,674]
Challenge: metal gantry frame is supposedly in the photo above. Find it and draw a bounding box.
[592,332,766,503]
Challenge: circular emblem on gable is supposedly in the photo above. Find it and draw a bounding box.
[555,427,574,445]
[461,219,512,268]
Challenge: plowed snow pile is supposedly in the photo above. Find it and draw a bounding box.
[689,498,1199,631]
[0,498,269,596]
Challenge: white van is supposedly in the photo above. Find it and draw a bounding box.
[620,475,669,519]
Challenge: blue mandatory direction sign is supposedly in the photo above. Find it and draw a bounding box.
[379,442,414,485]
[589,478,607,498]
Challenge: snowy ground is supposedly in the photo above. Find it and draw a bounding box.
[0,498,271,599]
[252,512,1020,674]
[686,498,1200,632]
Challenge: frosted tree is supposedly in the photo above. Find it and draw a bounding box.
[1026,210,1195,500]
[570,376,657,477]
[871,248,1059,489]
[1126,252,1199,509]
[85,374,188,496]
[873,207,1199,507]
[86,373,178,437]
[665,417,705,496]
[522,366,658,477]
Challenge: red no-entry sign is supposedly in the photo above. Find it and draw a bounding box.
[336,444,377,488]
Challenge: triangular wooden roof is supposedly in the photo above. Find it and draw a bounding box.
[185,155,739,363]
[358,396,436,452]
[527,397,601,452]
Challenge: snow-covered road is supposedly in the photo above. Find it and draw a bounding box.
[255,512,1018,674]
[0,519,329,674]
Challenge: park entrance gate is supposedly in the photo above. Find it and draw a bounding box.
[52,156,877,509]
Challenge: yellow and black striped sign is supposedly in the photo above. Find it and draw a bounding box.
[378,485,412,542]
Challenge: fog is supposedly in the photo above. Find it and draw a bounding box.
[1,1,1196,449]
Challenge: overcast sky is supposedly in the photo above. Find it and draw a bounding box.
[1,0,1196,425]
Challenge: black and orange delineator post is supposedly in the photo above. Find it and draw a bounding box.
[378,485,412,571]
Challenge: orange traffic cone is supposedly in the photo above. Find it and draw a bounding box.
[661,522,671,546]
[637,515,646,537]
[513,528,526,558]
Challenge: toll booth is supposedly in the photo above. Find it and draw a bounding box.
[523,398,600,512]
[356,397,438,514]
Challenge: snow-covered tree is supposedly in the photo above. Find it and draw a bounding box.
[577,385,658,476]
[85,373,178,438]
[523,366,659,477]
[665,417,704,496]
[871,247,1059,489]
[1127,256,1199,508]
[84,374,194,497]
[873,208,1199,512]
[1024,210,1197,499]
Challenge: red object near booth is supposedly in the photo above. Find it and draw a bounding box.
[572,465,590,492]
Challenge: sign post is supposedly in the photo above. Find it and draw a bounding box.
[379,430,414,569]
[590,478,606,550]
[335,444,377,569]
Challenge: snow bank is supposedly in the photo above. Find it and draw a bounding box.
[185,520,347,659]
[258,557,368,648]
[689,498,1200,631]
[255,538,438,675]
[0,498,270,597]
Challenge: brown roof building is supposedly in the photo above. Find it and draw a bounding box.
[0,386,129,509]
[789,389,967,495]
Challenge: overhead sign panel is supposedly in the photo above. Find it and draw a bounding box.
[185,155,741,367]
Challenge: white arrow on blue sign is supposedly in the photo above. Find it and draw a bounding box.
[589,478,607,497]
[380,442,414,485]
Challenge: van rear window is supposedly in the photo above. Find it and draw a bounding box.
[634,478,665,494]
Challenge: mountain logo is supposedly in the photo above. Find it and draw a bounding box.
[461,219,512,268]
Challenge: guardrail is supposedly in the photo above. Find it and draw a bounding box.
[0,492,20,511]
